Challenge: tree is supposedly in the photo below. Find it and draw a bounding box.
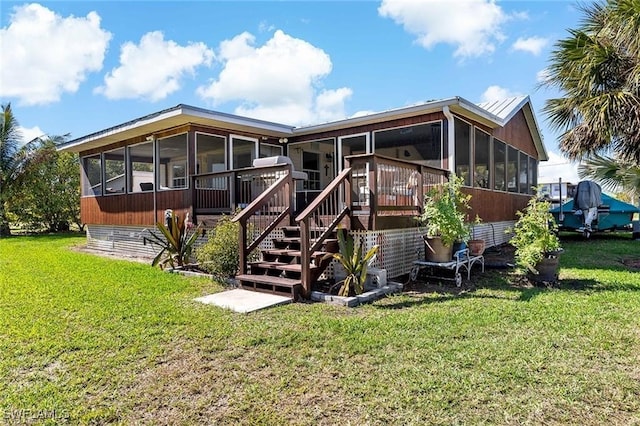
[9,136,83,232]
[543,0,640,162]
[578,154,640,205]
[0,103,35,236]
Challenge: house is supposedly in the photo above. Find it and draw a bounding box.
[59,95,547,297]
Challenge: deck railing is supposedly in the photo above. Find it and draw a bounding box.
[230,167,294,275]
[295,166,353,297]
[347,154,449,226]
[191,163,291,219]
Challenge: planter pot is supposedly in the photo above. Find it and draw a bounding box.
[424,236,453,263]
[468,239,486,256]
[529,249,563,284]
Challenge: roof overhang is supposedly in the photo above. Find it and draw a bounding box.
[291,96,505,136]
[58,104,295,153]
[60,97,548,161]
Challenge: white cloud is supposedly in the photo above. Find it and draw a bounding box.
[538,151,581,184]
[0,4,111,106]
[197,30,352,126]
[480,85,522,103]
[95,31,213,101]
[536,68,551,84]
[378,0,507,58]
[512,36,548,55]
[18,126,45,145]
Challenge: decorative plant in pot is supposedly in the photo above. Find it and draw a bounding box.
[417,174,472,262]
[468,215,486,256]
[509,195,563,285]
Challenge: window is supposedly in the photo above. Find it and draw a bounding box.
[260,143,282,158]
[474,129,490,188]
[507,146,519,193]
[302,151,320,190]
[82,155,102,196]
[157,134,188,190]
[493,139,506,191]
[454,118,471,186]
[103,147,125,195]
[519,152,529,193]
[339,134,368,169]
[128,141,154,193]
[196,133,226,174]
[529,156,538,193]
[231,136,257,169]
[373,122,442,168]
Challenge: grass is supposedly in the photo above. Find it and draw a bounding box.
[1,232,639,425]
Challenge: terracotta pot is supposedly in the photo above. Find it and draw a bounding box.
[424,236,453,263]
[468,239,486,256]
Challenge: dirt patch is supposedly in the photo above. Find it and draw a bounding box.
[70,243,154,264]
[622,258,640,269]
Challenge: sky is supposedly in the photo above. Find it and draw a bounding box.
[0,0,586,183]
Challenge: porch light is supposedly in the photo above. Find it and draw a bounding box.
[279,138,288,144]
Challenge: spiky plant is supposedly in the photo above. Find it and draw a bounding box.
[327,230,379,297]
[143,211,201,270]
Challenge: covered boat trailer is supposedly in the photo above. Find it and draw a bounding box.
[550,181,640,238]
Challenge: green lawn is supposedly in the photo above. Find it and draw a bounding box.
[1,233,639,425]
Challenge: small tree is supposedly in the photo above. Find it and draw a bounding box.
[10,137,82,232]
[509,196,561,273]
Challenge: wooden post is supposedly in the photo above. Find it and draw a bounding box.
[300,218,311,298]
[238,218,247,275]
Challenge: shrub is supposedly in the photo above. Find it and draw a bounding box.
[509,195,561,273]
[196,214,240,279]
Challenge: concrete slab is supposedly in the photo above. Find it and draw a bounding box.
[194,289,292,313]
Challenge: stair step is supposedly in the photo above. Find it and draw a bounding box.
[272,237,339,246]
[249,262,319,273]
[235,274,302,299]
[261,249,331,258]
[249,261,291,270]
[278,263,318,273]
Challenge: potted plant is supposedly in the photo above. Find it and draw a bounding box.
[467,215,486,256]
[417,174,471,262]
[509,195,563,284]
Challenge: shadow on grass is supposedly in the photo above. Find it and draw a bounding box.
[2,231,86,241]
[376,263,631,310]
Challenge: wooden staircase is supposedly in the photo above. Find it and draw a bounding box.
[235,226,339,300]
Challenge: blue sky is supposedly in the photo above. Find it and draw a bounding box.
[0,0,584,182]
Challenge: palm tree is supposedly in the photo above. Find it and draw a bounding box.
[543,0,640,163]
[0,103,37,236]
[578,154,640,205]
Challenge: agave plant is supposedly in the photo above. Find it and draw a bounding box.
[143,210,201,270]
[327,230,379,297]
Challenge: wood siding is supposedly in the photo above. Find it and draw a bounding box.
[81,189,192,225]
[464,188,530,222]
[290,112,446,143]
[491,110,537,157]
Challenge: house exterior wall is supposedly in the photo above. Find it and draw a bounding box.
[77,106,540,228]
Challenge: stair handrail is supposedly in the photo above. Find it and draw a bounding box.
[232,167,294,275]
[295,166,352,297]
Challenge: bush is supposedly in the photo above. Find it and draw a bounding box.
[196,214,240,279]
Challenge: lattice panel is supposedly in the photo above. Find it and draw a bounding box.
[471,221,515,247]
